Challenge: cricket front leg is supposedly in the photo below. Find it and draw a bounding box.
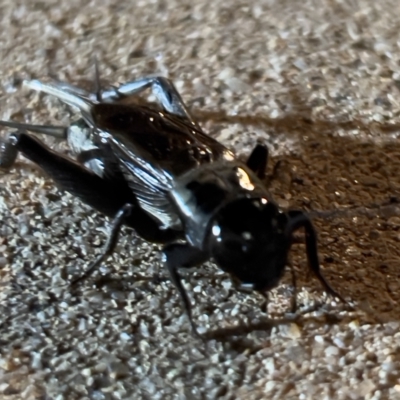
[162,243,209,336]
[246,143,268,180]
[287,210,346,304]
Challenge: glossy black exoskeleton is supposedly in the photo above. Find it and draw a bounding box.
[0,71,345,334]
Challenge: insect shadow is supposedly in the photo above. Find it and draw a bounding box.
[0,66,346,336]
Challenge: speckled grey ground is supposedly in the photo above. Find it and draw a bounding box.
[1,1,400,399]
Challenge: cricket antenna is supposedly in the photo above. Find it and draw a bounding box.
[93,57,102,102]
[308,200,400,221]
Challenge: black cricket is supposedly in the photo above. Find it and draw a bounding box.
[0,70,345,334]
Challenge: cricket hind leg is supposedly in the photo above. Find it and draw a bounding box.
[25,69,199,127]
[0,123,65,170]
[0,134,19,169]
[1,132,135,215]
[100,76,200,128]
[0,118,107,177]
[2,131,181,278]
[23,80,94,126]
[0,120,67,139]
[17,132,179,240]
[0,122,66,170]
